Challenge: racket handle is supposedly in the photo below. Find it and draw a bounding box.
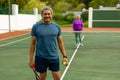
[31,65,35,70]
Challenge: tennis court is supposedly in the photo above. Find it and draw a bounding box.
[0,28,120,80]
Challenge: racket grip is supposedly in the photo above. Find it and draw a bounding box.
[31,65,35,70]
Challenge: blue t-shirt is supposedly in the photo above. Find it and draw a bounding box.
[31,22,61,59]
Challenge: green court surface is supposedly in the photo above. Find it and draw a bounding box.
[0,31,120,80]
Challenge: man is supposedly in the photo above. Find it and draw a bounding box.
[72,15,84,47]
[29,6,68,80]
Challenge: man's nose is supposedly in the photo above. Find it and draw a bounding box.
[46,14,49,17]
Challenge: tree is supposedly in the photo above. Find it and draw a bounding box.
[24,0,46,10]
[72,3,85,11]
[0,0,30,9]
[11,0,30,8]
[53,1,71,13]
[0,0,10,14]
[65,0,92,9]
[40,0,61,7]
[89,0,119,9]
[82,0,92,9]
[66,0,80,7]
[0,0,8,6]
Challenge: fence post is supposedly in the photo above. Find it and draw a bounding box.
[12,4,18,15]
[88,7,93,28]
[12,4,19,30]
[34,8,40,22]
[34,8,38,15]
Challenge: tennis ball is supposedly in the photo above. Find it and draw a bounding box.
[63,61,67,66]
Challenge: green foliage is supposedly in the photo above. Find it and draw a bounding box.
[23,0,46,11]
[53,13,74,25]
[84,20,88,27]
[89,0,103,8]
[82,0,92,9]
[40,0,60,7]
[11,0,30,9]
[64,13,74,23]
[20,0,46,14]
[0,0,119,15]
[0,0,8,6]
[53,13,64,21]
[81,11,88,22]
[66,0,81,7]
[71,3,85,11]
[0,0,9,14]
[19,9,34,14]
[0,6,8,14]
[53,1,71,13]
[89,0,119,9]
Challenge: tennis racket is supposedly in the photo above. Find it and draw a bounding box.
[31,66,40,80]
[81,35,84,42]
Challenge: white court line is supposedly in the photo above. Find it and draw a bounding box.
[60,42,80,80]
[0,37,30,47]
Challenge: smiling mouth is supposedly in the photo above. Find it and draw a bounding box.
[45,17,50,19]
[44,18,51,23]
[44,17,51,20]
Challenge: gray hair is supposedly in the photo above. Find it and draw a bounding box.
[41,6,53,14]
[76,15,81,18]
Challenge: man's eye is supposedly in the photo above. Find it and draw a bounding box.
[44,13,51,15]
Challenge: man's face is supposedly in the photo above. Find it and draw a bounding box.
[41,10,52,24]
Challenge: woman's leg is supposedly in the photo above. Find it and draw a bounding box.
[78,32,81,43]
[75,33,79,46]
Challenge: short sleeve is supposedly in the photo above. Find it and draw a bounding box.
[31,24,37,36]
[57,25,61,36]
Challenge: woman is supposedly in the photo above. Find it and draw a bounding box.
[72,15,84,47]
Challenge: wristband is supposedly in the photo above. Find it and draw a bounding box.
[63,56,67,58]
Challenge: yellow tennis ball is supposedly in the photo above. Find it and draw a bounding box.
[63,61,67,65]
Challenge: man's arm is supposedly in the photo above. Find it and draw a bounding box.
[57,35,68,66]
[29,36,36,67]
